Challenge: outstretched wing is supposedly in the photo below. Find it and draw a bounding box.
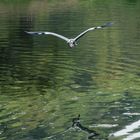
[25,31,69,42]
[74,22,113,42]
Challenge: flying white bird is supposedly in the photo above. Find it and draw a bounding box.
[25,22,112,48]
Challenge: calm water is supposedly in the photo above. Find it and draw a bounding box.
[0,0,140,140]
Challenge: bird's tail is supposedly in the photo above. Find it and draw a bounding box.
[101,22,113,28]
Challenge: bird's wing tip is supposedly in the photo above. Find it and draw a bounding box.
[24,31,40,35]
[25,31,31,34]
[105,22,113,27]
[100,22,113,28]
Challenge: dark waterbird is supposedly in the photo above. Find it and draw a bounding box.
[25,22,112,48]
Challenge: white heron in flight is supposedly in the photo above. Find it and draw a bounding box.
[25,22,112,48]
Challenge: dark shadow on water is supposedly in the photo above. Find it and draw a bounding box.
[126,0,138,4]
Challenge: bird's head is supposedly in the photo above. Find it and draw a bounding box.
[68,39,77,48]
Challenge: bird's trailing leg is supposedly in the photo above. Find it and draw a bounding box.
[74,41,78,46]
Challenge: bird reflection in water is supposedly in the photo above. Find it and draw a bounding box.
[72,114,108,140]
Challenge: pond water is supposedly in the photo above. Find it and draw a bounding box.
[0,0,140,140]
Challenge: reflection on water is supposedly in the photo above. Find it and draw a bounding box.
[0,0,140,140]
[111,120,140,140]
